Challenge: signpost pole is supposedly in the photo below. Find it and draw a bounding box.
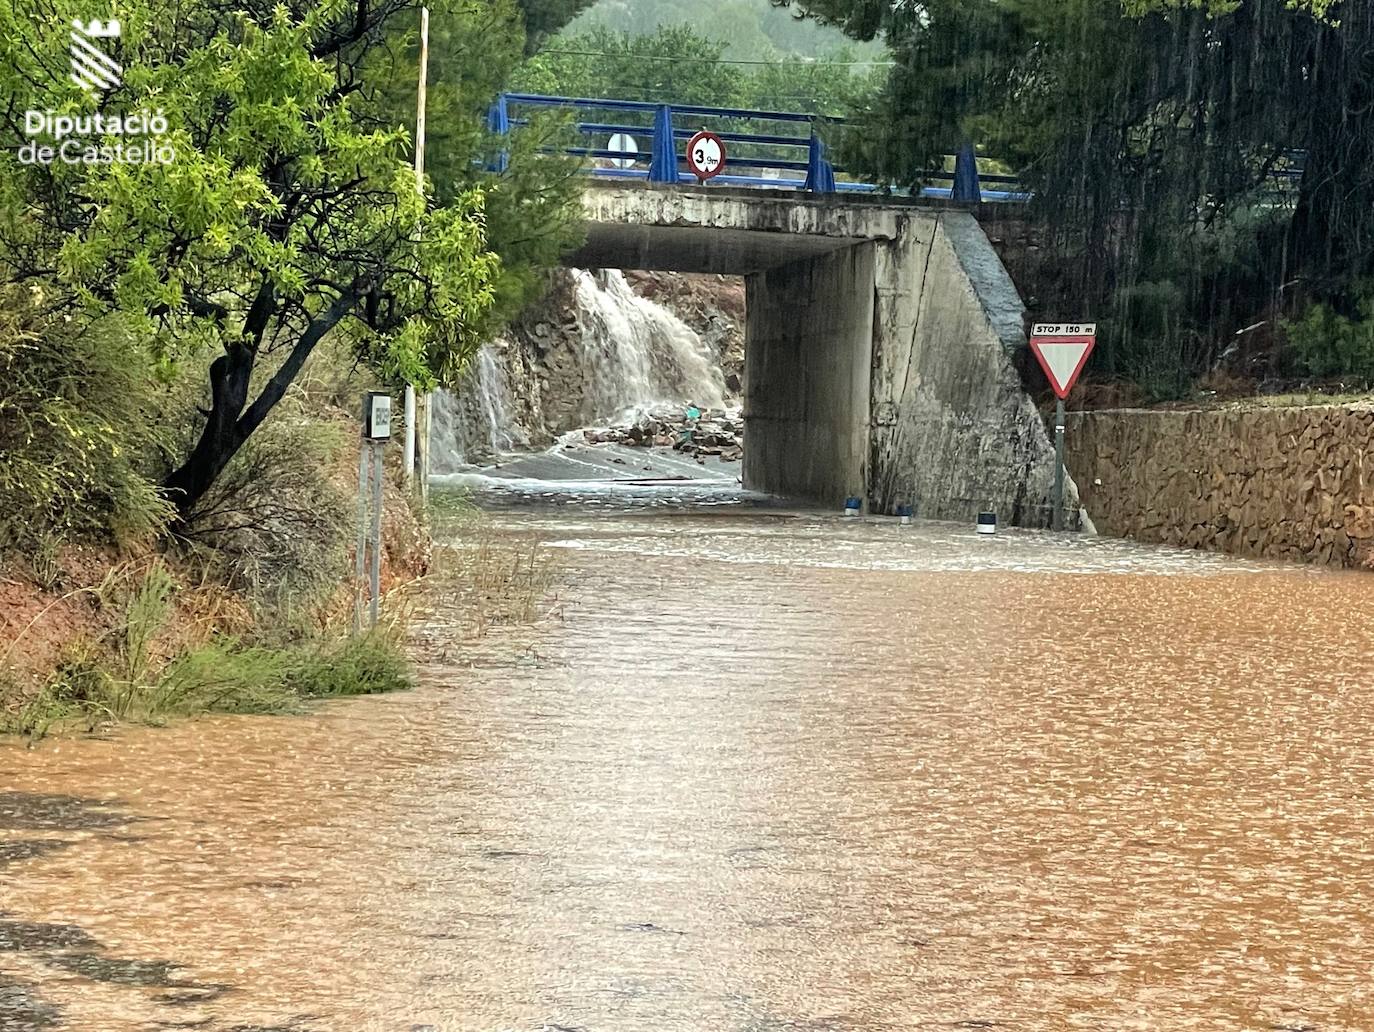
[353,444,370,634]
[403,384,416,484]
[369,441,384,628]
[358,391,393,631]
[1028,322,1096,533]
[1053,397,1066,531]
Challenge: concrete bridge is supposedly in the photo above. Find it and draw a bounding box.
[564,181,1075,525]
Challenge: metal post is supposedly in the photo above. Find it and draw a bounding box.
[648,104,677,183]
[403,384,416,484]
[418,391,430,504]
[953,141,983,204]
[486,93,510,174]
[354,444,370,633]
[369,442,384,627]
[1053,398,1066,531]
[804,131,836,194]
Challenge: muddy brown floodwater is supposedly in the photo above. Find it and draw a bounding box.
[3,502,1374,1032]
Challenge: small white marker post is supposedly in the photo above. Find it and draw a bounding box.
[355,392,392,632]
[1029,323,1096,531]
[403,384,416,483]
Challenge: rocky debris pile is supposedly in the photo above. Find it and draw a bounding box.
[582,406,745,461]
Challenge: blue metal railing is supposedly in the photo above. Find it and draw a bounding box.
[487,92,1032,203]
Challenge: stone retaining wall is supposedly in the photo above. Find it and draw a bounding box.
[1066,405,1374,567]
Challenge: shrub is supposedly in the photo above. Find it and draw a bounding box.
[2,624,412,738]
[1283,281,1374,380]
[287,630,413,698]
[178,410,353,622]
[0,291,174,556]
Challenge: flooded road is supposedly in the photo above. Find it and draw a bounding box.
[3,499,1374,1031]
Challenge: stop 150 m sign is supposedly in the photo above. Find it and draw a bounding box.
[686,130,726,181]
[1029,323,1097,400]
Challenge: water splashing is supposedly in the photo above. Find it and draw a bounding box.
[431,344,526,470]
[569,269,725,422]
[432,270,727,472]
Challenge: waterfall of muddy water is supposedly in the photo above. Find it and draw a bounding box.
[431,271,726,476]
[569,269,726,422]
[430,343,526,469]
[4,499,1374,1031]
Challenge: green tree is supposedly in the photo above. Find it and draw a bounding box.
[736,47,887,115]
[514,0,602,53]
[567,0,884,61]
[516,25,744,106]
[785,0,1374,387]
[383,0,588,328]
[0,0,501,517]
[515,22,884,115]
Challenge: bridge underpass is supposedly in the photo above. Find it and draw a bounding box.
[564,181,1076,525]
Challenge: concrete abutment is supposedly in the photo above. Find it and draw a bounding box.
[744,243,874,504]
[566,182,1077,524]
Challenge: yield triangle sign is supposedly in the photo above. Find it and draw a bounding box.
[1029,324,1096,400]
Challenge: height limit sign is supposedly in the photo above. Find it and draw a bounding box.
[686,130,725,183]
[1029,322,1096,532]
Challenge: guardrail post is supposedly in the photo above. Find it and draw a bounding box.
[804,131,836,193]
[486,92,510,174]
[648,104,677,183]
[953,141,982,203]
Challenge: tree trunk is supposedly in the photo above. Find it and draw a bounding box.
[162,346,256,520]
[161,287,362,521]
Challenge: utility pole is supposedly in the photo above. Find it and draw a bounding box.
[406,7,431,499]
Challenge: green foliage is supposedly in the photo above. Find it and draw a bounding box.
[118,561,175,684]
[0,555,413,737]
[180,403,354,611]
[379,0,587,330]
[518,25,744,105]
[0,0,505,513]
[515,0,603,52]
[569,0,884,61]
[289,632,413,697]
[739,50,885,114]
[1121,0,1335,16]
[519,26,747,107]
[3,631,412,737]
[516,24,884,114]
[1283,284,1374,380]
[790,0,1374,388]
[0,291,174,557]
[3,0,497,379]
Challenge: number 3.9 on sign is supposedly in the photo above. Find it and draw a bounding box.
[686,131,725,180]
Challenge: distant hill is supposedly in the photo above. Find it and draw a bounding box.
[563,0,886,61]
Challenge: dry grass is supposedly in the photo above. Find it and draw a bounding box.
[414,508,563,645]
[0,558,413,740]
[440,529,562,638]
